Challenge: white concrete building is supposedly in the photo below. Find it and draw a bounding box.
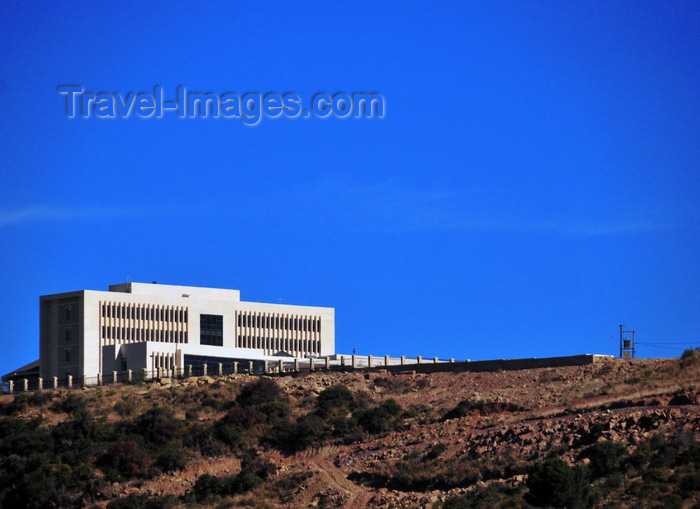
[38,282,334,380]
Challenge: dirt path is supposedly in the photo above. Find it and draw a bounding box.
[286,446,374,508]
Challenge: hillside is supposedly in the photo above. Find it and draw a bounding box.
[2,352,700,508]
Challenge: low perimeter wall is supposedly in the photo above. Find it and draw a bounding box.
[373,354,610,375]
[2,354,613,393]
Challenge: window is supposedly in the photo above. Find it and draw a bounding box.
[65,328,71,342]
[200,314,223,346]
[66,306,72,321]
[65,348,72,362]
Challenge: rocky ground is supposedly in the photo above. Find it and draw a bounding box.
[266,356,700,507]
[4,353,700,508]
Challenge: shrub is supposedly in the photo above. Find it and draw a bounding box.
[681,347,700,360]
[584,440,626,478]
[114,397,139,417]
[100,441,153,479]
[193,454,275,501]
[356,400,402,434]
[424,444,447,461]
[219,422,247,450]
[440,483,525,509]
[132,406,181,445]
[51,393,87,414]
[275,414,327,453]
[381,398,401,416]
[155,442,188,472]
[223,405,261,428]
[107,493,178,509]
[237,378,284,407]
[129,369,147,384]
[193,473,225,501]
[26,391,54,407]
[526,457,594,508]
[316,385,356,417]
[680,472,700,494]
[442,399,479,421]
[183,422,226,457]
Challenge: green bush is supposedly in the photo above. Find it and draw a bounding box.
[584,440,626,478]
[526,457,594,508]
[51,393,87,414]
[107,493,178,509]
[193,473,226,501]
[114,397,139,416]
[424,444,447,461]
[681,347,700,359]
[100,440,153,480]
[439,483,525,509]
[442,399,480,421]
[237,378,284,407]
[193,454,275,501]
[131,406,182,445]
[316,384,356,417]
[356,399,402,434]
[277,414,328,453]
[224,405,261,428]
[155,442,188,472]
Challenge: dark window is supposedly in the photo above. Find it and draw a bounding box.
[65,328,71,342]
[65,349,71,362]
[66,306,72,321]
[200,314,223,346]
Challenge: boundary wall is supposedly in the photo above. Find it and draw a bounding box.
[1,354,613,393]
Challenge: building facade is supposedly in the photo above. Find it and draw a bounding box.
[39,282,335,380]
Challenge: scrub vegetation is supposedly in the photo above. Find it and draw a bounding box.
[0,350,699,507]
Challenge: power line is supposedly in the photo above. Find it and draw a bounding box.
[637,341,699,346]
[639,344,691,352]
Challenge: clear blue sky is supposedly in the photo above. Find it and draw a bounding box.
[1,2,699,376]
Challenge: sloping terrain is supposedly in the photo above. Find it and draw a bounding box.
[2,352,700,508]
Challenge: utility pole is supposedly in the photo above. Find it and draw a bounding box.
[619,324,636,358]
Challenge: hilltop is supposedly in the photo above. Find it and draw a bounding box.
[2,352,700,508]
